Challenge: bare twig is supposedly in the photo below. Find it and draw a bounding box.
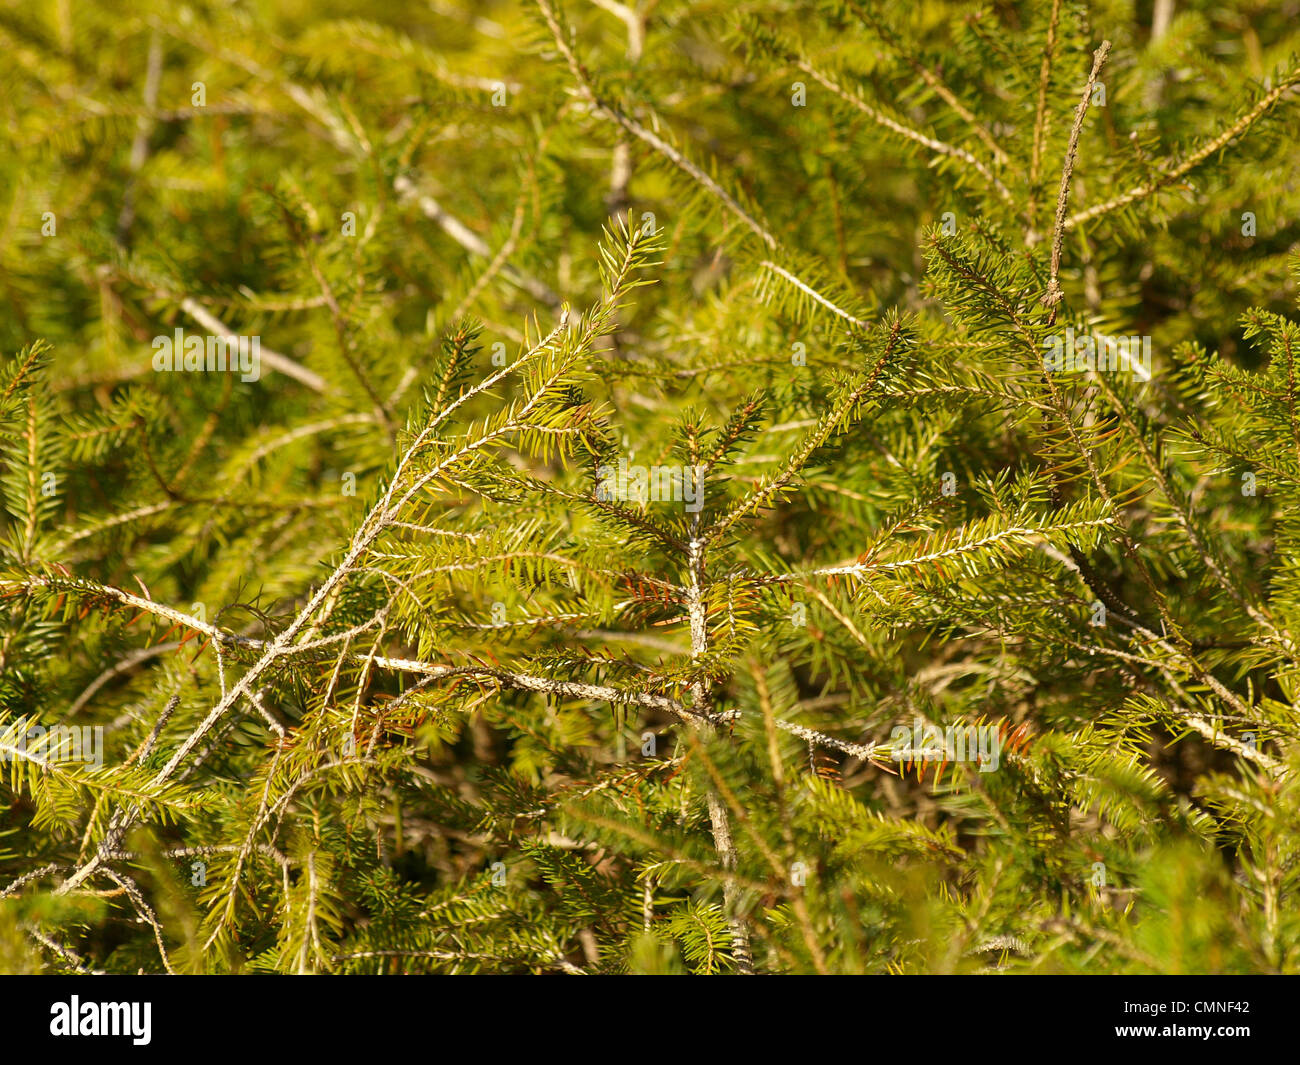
[178,298,330,393]
[1043,41,1111,319]
[1064,63,1300,230]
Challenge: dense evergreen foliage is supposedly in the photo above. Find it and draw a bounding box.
[2,0,1300,974]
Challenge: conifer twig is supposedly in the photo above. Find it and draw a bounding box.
[51,232,654,896]
[6,573,719,725]
[1065,63,1300,230]
[536,0,874,333]
[843,0,1009,167]
[757,261,869,329]
[537,0,775,249]
[178,298,330,393]
[787,54,1012,204]
[0,864,61,901]
[115,29,162,246]
[1043,41,1111,319]
[684,525,756,973]
[770,719,880,762]
[101,868,177,975]
[25,927,105,974]
[1027,0,1064,224]
[756,515,1115,582]
[393,174,562,309]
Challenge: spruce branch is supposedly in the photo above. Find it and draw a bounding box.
[1043,40,1111,319]
[784,50,1012,205]
[1065,63,1300,231]
[839,0,1009,167]
[1026,0,1064,232]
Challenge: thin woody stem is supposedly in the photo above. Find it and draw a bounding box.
[1043,41,1111,321]
[1028,0,1063,205]
[1066,63,1300,230]
[686,520,755,974]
